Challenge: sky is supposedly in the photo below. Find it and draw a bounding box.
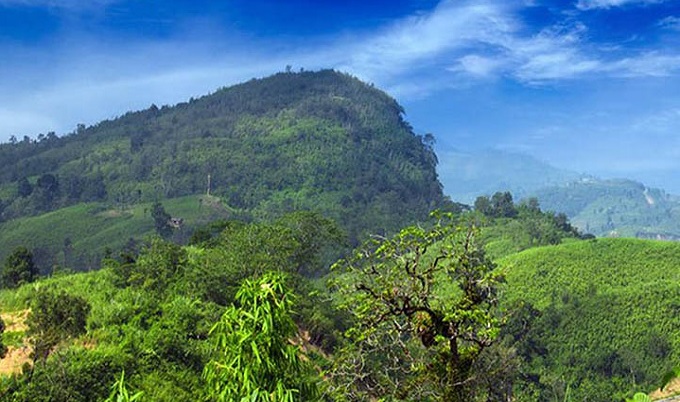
[1,0,680,193]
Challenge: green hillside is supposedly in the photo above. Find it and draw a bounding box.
[0,195,230,272]
[532,178,680,239]
[499,238,680,401]
[0,70,445,270]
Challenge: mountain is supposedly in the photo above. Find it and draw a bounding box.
[436,148,680,240]
[437,148,580,204]
[0,70,445,270]
[532,177,680,238]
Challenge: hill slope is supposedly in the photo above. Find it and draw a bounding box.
[532,177,680,238]
[0,70,445,269]
[499,238,680,400]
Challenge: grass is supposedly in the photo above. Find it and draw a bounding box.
[0,194,231,272]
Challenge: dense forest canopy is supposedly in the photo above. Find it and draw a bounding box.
[0,70,449,271]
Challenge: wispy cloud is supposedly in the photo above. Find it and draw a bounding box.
[0,0,118,9]
[658,16,680,30]
[334,0,516,82]
[575,0,665,10]
[337,0,680,86]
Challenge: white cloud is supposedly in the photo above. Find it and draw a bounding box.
[334,0,517,81]
[575,0,664,10]
[605,52,680,76]
[658,16,680,30]
[452,54,505,77]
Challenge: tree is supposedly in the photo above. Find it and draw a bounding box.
[26,289,90,364]
[491,191,517,218]
[474,195,492,216]
[1,246,38,288]
[203,272,320,401]
[17,177,33,197]
[329,213,505,401]
[151,202,173,239]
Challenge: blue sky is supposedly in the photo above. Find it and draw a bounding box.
[1,0,680,193]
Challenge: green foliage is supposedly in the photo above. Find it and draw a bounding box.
[26,289,90,363]
[203,272,320,402]
[105,371,144,402]
[3,345,129,402]
[330,213,505,401]
[1,247,37,289]
[0,316,7,359]
[500,238,680,401]
[151,202,173,239]
[0,70,444,270]
[122,238,187,296]
[627,392,651,402]
[533,177,680,238]
[479,195,582,259]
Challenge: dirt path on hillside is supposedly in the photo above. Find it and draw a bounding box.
[650,377,680,401]
[0,346,30,376]
[0,310,31,376]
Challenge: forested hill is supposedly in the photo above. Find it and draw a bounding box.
[0,70,445,252]
[532,177,680,239]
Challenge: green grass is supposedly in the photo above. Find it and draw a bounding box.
[499,238,680,400]
[500,237,680,309]
[0,195,231,272]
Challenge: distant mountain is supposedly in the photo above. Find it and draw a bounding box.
[438,149,580,204]
[532,177,680,239]
[0,70,445,270]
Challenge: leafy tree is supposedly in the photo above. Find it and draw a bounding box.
[17,177,33,197]
[121,238,187,296]
[26,289,91,364]
[491,191,517,218]
[474,195,492,216]
[274,211,345,276]
[330,213,505,401]
[1,246,38,288]
[203,272,320,401]
[151,202,173,239]
[33,173,60,210]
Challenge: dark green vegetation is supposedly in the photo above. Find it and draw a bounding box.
[533,178,680,239]
[0,70,445,271]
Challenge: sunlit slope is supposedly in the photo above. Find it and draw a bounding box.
[500,238,680,400]
[0,195,228,272]
[501,237,680,308]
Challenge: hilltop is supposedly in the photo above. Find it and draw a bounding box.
[0,70,446,270]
